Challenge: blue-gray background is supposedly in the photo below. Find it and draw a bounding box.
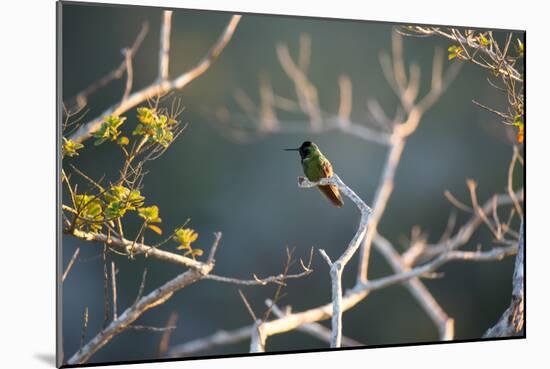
[61,2,524,364]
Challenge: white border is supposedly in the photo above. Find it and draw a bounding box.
[1,0,545,368]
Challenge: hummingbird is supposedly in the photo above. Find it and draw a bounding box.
[285,141,344,208]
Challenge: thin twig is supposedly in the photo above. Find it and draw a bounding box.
[205,249,313,286]
[121,48,134,102]
[62,247,80,282]
[508,146,524,219]
[238,289,259,323]
[444,190,473,212]
[102,245,110,328]
[78,307,89,354]
[111,261,118,320]
[128,325,177,332]
[157,312,179,358]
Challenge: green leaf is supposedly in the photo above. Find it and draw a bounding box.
[174,228,199,250]
[104,201,127,219]
[447,45,462,60]
[104,186,145,210]
[517,39,524,56]
[126,190,145,210]
[104,186,127,203]
[92,115,127,145]
[478,33,490,46]
[133,106,177,148]
[74,194,104,232]
[62,137,84,157]
[137,107,156,125]
[138,205,162,223]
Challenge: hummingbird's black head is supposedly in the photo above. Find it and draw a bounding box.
[284,141,318,160]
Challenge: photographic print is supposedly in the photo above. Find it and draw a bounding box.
[58,1,525,366]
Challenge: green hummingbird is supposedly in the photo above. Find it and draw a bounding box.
[285,141,344,208]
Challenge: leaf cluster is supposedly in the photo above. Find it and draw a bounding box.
[173,228,203,259]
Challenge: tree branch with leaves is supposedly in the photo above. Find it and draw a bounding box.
[60,11,315,365]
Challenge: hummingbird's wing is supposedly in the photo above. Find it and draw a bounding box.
[318,157,344,208]
[320,156,333,177]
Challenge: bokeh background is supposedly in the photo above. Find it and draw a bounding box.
[61,2,524,365]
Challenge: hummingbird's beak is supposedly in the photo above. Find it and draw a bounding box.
[284,148,300,151]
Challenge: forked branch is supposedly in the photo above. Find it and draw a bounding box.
[69,14,242,143]
[297,174,372,347]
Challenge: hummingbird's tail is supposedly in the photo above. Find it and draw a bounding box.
[318,184,344,208]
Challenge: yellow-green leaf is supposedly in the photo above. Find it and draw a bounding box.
[138,205,162,223]
[62,137,84,157]
[147,224,163,235]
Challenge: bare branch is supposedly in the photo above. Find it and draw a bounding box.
[78,306,89,354]
[62,247,80,282]
[168,326,254,357]
[409,26,523,82]
[63,22,149,113]
[338,75,352,124]
[121,47,134,102]
[66,232,221,364]
[70,15,242,143]
[276,42,322,130]
[169,214,517,355]
[298,174,372,348]
[67,234,221,365]
[472,99,510,119]
[246,242,516,349]
[298,34,311,72]
[159,10,173,81]
[128,325,176,332]
[373,234,454,340]
[238,289,259,323]
[204,265,312,286]
[508,146,524,220]
[69,228,205,269]
[420,191,522,261]
[483,222,524,337]
[357,138,405,282]
[157,312,179,358]
[444,190,473,213]
[358,32,461,283]
[266,299,363,347]
[206,232,223,264]
[102,247,110,327]
[249,321,266,353]
[111,261,118,320]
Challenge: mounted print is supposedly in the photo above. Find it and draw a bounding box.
[57,1,525,367]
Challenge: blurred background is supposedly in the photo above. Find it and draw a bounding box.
[61,2,524,364]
